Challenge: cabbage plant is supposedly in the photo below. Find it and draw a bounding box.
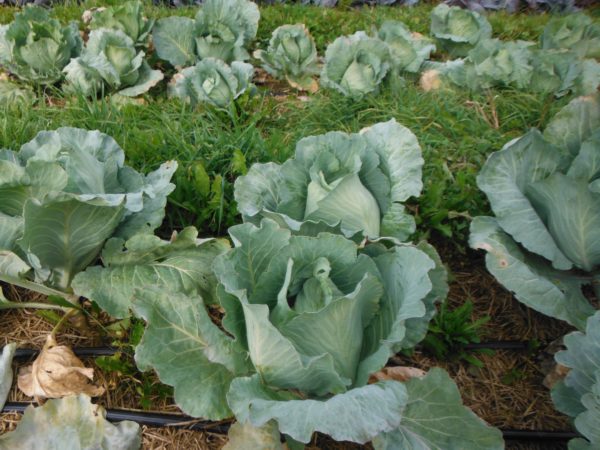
[321,32,391,99]
[63,29,163,98]
[541,14,600,59]
[430,4,492,57]
[169,57,253,108]
[470,93,600,330]
[551,311,600,450]
[0,6,82,84]
[153,0,259,67]
[234,119,423,242]
[87,0,154,49]
[132,218,503,448]
[254,24,319,92]
[0,127,176,296]
[377,20,435,74]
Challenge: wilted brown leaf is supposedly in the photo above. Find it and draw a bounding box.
[18,335,104,399]
[368,366,426,384]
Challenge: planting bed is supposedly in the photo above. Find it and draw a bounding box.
[0,0,599,449]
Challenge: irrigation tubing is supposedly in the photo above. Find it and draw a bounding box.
[11,340,534,360]
[0,402,579,442]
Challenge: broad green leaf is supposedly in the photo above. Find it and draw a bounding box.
[0,343,15,410]
[527,173,600,272]
[378,21,435,73]
[543,93,600,158]
[0,394,141,450]
[227,374,408,444]
[430,4,491,57]
[477,129,572,269]
[224,421,285,450]
[72,228,229,318]
[574,376,600,450]
[133,289,251,420]
[117,62,163,97]
[372,369,503,450]
[18,195,125,290]
[567,131,600,182]
[152,16,196,67]
[469,216,595,330]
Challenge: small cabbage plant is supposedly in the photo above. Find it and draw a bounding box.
[254,24,319,92]
[131,218,504,448]
[377,20,435,74]
[0,6,82,84]
[0,127,176,297]
[87,0,154,49]
[321,31,391,99]
[63,29,163,98]
[169,57,253,108]
[153,0,259,67]
[430,4,492,57]
[551,311,600,450]
[541,14,600,59]
[235,119,423,242]
[470,93,600,330]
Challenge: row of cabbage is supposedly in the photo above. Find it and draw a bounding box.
[1,1,599,106]
[0,119,507,447]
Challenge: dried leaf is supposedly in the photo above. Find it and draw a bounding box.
[18,335,104,399]
[368,366,426,384]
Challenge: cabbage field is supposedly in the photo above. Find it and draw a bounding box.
[0,0,598,448]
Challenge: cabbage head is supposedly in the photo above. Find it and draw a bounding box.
[321,31,391,99]
[235,119,423,242]
[63,29,163,98]
[0,127,176,293]
[430,4,492,57]
[169,57,253,108]
[253,24,319,92]
[377,20,435,73]
[132,219,503,447]
[88,0,154,49]
[153,0,259,67]
[0,6,82,84]
[541,14,600,60]
[470,93,600,330]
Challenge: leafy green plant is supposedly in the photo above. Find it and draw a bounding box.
[552,311,600,450]
[429,4,491,58]
[376,20,435,74]
[152,0,260,67]
[254,24,319,92]
[422,299,492,367]
[63,28,163,98]
[321,31,391,99]
[0,127,177,302]
[169,58,254,108]
[87,0,154,49]
[235,119,423,241]
[470,93,600,330]
[0,5,82,84]
[541,14,600,59]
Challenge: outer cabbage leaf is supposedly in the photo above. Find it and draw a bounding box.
[0,395,141,450]
[169,58,253,108]
[321,31,391,99]
[0,343,15,410]
[430,4,491,57]
[227,374,408,444]
[63,29,163,98]
[0,6,82,84]
[254,24,318,92]
[541,14,600,59]
[235,119,422,241]
[88,1,154,49]
[377,21,435,73]
[372,369,503,450]
[152,16,197,67]
[133,288,252,419]
[71,228,229,318]
[0,79,34,107]
[552,312,600,449]
[224,421,285,450]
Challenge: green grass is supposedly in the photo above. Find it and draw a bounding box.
[0,2,591,243]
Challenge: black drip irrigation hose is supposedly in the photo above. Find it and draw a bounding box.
[1,402,579,442]
[10,340,534,360]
